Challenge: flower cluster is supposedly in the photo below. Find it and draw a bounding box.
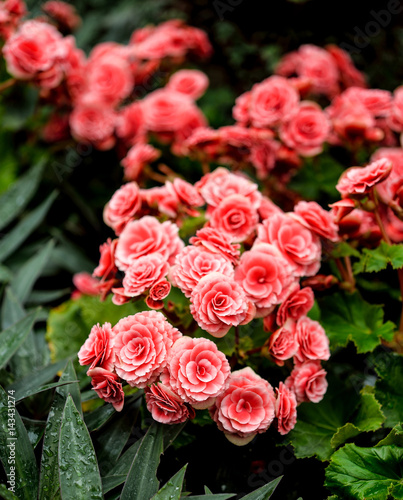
[74,166,337,444]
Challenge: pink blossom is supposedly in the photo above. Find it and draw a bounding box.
[268,322,299,366]
[42,1,81,31]
[279,102,330,157]
[326,45,367,89]
[103,182,141,235]
[210,367,276,445]
[167,69,209,100]
[235,243,295,312]
[209,194,259,243]
[145,383,195,424]
[121,143,160,181]
[147,279,171,309]
[170,246,234,298]
[336,158,393,196]
[297,45,340,97]
[78,322,115,371]
[161,336,230,407]
[170,178,204,208]
[112,311,181,388]
[275,382,297,435]
[87,367,124,411]
[69,104,116,150]
[122,253,169,297]
[388,86,403,132]
[249,76,299,128]
[189,227,241,265]
[256,213,322,277]
[286,360,327,404]
[295,316,330,363]
[292,201,339,241]
[190,272,250,337]
[115,216,184,271]
[93,238,118,281]
[277,285,314,326]
[372,148,403,205]
[116,102,145,146]
[72,272,100,296]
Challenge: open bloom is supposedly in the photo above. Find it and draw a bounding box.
[103,182,141,235]
[145,383,195,424]
[190,272,250,337]
[336,158,393,197]
[210,367,276,445]
[78,322,115,371]
[112,311,181,388]
[87,367,124,412]
[285,360,328,404]
[161,336,231,407]
[275,382,297,435]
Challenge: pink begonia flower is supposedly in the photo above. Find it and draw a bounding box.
[122,253,168,298]
[146,279,171,310]
[336,158,393,197]
[279,102,330,157]
[170,245,234,299]
[121,143,160,181]
[112,311,181,388]
[268,322,299,366]
[276,284,314,326]
[388,86,403,132]
[189,227,241,265]
[292,200,339,242]
[167,69,209,100]
[42,1,81,31]
[255,212,322,277]
[209,194,259,243]
[87,367,124,412]
[275,382,297,435]
[78,322,115,371]
[93,238,118,281]
[235,243,296,312]
[372,148,403,205]
[145,382,195,424]
[199,168,262,210]
[249,76,299,128]
[210,367,276,445]
[72,272,99,296]
[69,104,116,150]
[115,216,184,271]
[190,272,251,337]
[294,316,330,363]
[161,336,230,407]
[285,360,328,404]
[103,182,141,235]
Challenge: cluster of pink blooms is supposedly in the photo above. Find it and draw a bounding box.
[1,0,211,171]
[181,45,403,185]
[75,167,337,444]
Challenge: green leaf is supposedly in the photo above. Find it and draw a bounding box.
[0,264,12,282]
[46,294,145,362]
[7,358,70,401]
[374,353,403,428]
[95,397,141,477]
[120,423,164,500]
[38,361,81,500]
[152,464,187,500]
[59,396,103,499]
[240,476,282,499]
[284,378,358,460]
[186,495,235,500]
[0,191,57,263]
[353,241,403,274]
[84,402,117,432]
[325,444,403,500]
[331,242,360,259]
[13,380,78,402]
[0,160,44,232]
[331,390,385,449]
[0,484,19,499]
[0,386,38,500]
[21,417,46,448]
[318,292,395,353]
[1,287,39,379]
[0,309,39,370]
[11,240,55,304]
[376,424,403,447]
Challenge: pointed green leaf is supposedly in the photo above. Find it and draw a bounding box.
[0,161,44,232]
[11,240,55,304]
[0,484,20,499]
[374,353,403,428]
[0,386,38,499]
[0,309,39,370]
[186,494,235,499]
[318,292,395,353]
[325,444,403,500]
[59,396,102,499]
[2,287,39,379]
[38,362,81,500]
[120,423,164,500]
[0,264,12,283]
[152,464,187,500]
[84,403,116,432]
[0,191,58,263]
[21,417,46,448]
[14,380,78,402]
[240,476,282,499]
